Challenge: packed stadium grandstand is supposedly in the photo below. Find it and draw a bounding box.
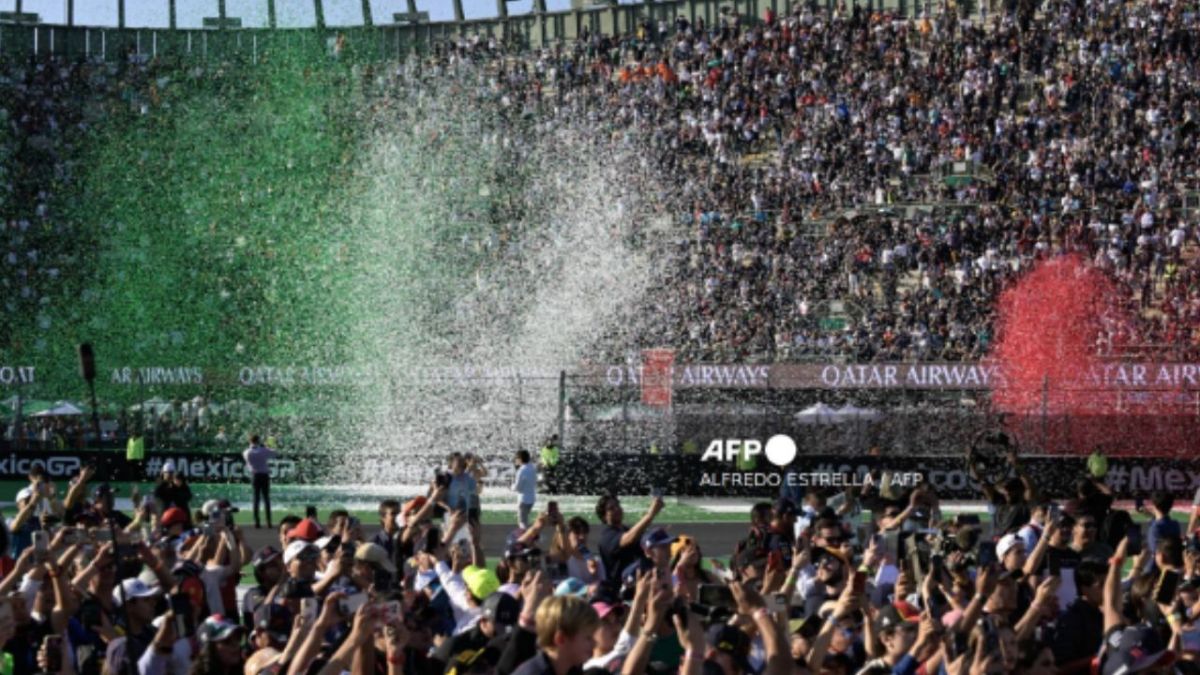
[1,0,1200,674]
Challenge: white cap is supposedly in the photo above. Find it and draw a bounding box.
[313,536,336,551]
[201,499,220,516]
[996,533,1023,561]
[113,578,161,607]
[283,541,317,565]
[162,460,176,474]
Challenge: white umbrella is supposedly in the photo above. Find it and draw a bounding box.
[795,402,840,425]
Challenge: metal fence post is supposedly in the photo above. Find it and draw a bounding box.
[558,370,567,450]
[1041,375,1049,451]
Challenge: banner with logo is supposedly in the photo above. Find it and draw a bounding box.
[0,450,322,484]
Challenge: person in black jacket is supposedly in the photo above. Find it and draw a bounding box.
[435,593,520,671]
[1051,561,1106,671]
[491,571,554,675]
[152,461,192,516]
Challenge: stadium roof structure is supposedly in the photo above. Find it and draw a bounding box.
[0,0,659,29]
[0,0,937,33]
[0,0,940,59]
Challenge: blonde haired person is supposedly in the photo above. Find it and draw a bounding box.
[511,595,600,675]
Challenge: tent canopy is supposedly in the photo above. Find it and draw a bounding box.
[31,401,85,417]
[796,402,880,424]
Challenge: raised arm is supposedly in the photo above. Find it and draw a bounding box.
[287,593,346,675]
[620,579,671,675]
[1023,520,1058,577]
[966,448,998,503]
[63,466,96,512]
[1007,450,1039,503]
[400,484,446,545]
[1014,576,1059,642]
[9,496,39,533]
[1104,538,1129,633]
[618,497,664,549]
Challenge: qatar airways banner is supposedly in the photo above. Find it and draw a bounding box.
[585,362,1200,391]
[25,361,1200,391]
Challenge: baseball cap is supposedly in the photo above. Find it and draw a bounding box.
[592,601,627,620]
[354,543,397,573]
[313,535,339,552]
[481,593,519,625]
[401,497,428,517]
[996,533,1023,560]
[1101,624,1176,675]
[251,546,282,568]
[254,604,294,644]
[504,542,536,560]
[161,507,189,528]
[198,615,245,643]
[555,578,589,598]
[283,541,318,565]
[641,527,674,550]
[113,578,161,607]
[286,518,323,542]
[162,460,176,474]
[893,600,921,620]
[93,483,116,499]
[707,625,752,673]
[462,565,500,600]
[875,604,920,633]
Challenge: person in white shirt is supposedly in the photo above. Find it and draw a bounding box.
[512,450,538,529]
[194,520,243,616]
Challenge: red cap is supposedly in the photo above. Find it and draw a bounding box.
[401,497,428,516]
[161,507,189,528]
[286,518,323,542]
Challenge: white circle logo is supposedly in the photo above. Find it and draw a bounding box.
[764,434,797,467]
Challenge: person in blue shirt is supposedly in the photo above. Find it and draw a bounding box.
[445,452,478,523]
[1146,490,1181,559]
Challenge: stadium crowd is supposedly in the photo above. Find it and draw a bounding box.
[0,447,1196,675]
[5,0,1200,370]
[411,0,1200,363]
